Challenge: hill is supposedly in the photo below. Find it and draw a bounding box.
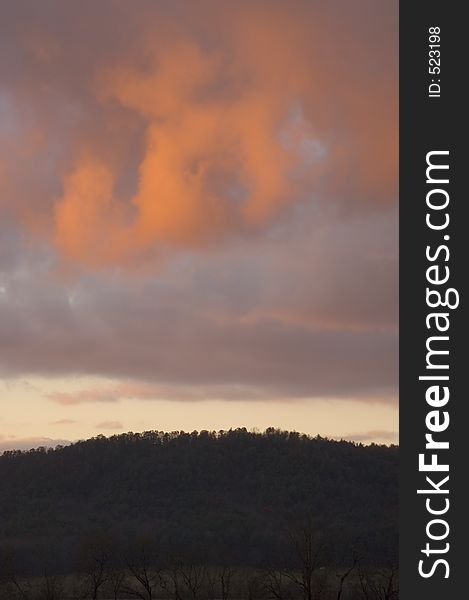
[0,428,398,576]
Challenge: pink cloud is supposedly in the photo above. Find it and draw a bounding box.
[0,436,71,453]
[340,430,399,444]
[47,390,119,405]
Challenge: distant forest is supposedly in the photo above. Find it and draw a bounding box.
[0,429,398,599]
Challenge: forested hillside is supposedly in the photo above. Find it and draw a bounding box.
[0,429,398,578]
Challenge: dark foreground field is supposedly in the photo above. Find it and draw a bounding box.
[0,564,398,600]
[0,429,398,599]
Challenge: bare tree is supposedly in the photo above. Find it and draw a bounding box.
[263,568,292,600]
[357,562,398,600]
[160,559,207,600]
[178,562,207,600]
[282,518,327,600]
[367,566,399,600]
[0,546,31,600]
[159,563,183,600]
[108,566,125,600]
[357,562,370,600]
[206,566,235,600]
[122,539,160,600]
[37,569,64,600]
[333,551,361,600]
[78,537,112,600]
[243,571,266,600]
[217,566,235,600]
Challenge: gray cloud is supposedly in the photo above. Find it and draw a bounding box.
[0,209,397,403]
[95,421,124,430]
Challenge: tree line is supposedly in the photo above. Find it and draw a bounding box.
[0,428,398,597]
[1,523,398,600]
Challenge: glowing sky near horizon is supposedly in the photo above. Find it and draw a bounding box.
[0,0,398,450]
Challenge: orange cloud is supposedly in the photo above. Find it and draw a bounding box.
[2,1,397,268]
[54,35,311,264]
[54,161,128,264]
[48,389,119,405]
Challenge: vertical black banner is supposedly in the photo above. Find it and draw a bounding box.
[400,2,466,598]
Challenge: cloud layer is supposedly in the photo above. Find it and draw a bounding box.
[1,211,397,402]
[0,0,397,411]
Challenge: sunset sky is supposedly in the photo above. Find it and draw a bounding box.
[0,0,398,451]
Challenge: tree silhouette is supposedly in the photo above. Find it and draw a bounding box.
[0,429,398,578]
[36,569,64,600]
[282,518,328,600]
[123,538,160,600]
[77,535,112,600]
[207,566,235,600]
[0,546,31,600]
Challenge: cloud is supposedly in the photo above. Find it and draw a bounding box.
[0,0,397,268]
[341,430,399,444]
[50,418,77,424]
[48,389,120,405]
[47,381,291,405]
[0,1,398,408]
[1,208,397,404]
[0,436,71,453]
[95,421,124,430]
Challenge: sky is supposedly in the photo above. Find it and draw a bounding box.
[0,0,398,451]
